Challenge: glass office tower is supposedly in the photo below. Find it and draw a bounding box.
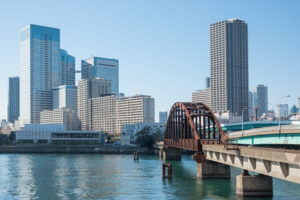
[8,76,20,123]
[81,57,119,94]
[20,24,60,124]
[60,49,75,86]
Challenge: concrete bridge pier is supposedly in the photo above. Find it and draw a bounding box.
[196,162,230,178]
[236,170,273,197]
[161,148,182,161]
[193,152,230,178]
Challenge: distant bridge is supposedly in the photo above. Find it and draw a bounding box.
[161,102,300,197]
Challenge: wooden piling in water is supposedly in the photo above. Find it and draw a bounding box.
[134,152,139,160]
[162,164,172,178]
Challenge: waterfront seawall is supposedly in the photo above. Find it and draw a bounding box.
[0,146,155,154]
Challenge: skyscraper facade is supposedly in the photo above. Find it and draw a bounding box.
[8,76,20,123]
[159,111,168,124]
[60,49,75,86]
[77,79,112,130]
[52,85,77,115]
[205,77,210,89]
[210,18,249,120]
[20,24,60,124]
[81,57,119,94]
[254,85,268,117]
[249,91,254,117]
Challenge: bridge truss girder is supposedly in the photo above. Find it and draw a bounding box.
[164,102,227,151]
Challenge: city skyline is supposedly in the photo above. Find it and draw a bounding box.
[0,1,299,120]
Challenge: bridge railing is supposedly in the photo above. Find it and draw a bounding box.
[229,125,300,137]
[164,138,223,151]
[164,138,199,151]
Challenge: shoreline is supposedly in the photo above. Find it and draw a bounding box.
[0,145,156,154]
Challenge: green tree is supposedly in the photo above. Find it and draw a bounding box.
[105,133,113,143]
[135,126,154,149]
[0,134,12,145]
[152,129,164,142]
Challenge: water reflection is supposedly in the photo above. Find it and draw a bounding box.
[0,154,299,199]
[161,156,234,200]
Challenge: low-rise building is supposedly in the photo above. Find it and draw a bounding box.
[120,122,165,146]
[0,119,7,128]
[16,124,105,145]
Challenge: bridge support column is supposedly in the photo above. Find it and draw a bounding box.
[193,152,230,178]
[236,172,273,197]
[196,161,230,178]
[158,150,162,159]
[162,148,182,161]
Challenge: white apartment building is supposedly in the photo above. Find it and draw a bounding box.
[90,95,117,135]
[116,95,155,134]
[40,108,79,130]
[77,78,111,130]
[192,88,211,107]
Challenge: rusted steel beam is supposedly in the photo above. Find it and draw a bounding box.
[164,102,226,151]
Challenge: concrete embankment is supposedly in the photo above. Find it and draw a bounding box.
[0,145,155,154]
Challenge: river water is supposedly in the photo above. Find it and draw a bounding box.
[0,154,299,200]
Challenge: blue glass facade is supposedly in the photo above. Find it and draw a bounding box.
[20,24,60,124]
[8,77,20,123]
[60,49,75,86]
[81,57,119,94]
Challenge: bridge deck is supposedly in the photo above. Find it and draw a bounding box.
[228,125,300,145]
[202,144,300,184]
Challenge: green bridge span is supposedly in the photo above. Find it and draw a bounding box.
[224,121,300,146]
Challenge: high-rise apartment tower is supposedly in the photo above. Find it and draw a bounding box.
[210,18,249,120]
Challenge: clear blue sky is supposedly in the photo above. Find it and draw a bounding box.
[0,0,299,121]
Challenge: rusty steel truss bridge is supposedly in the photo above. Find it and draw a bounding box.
[162,102,300,196]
